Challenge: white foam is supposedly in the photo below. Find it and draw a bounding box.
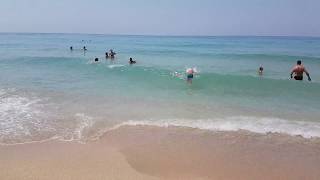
[57,113,94,142]
[73,113,93,141]
[0,89,6,96]
[0,91,40,131]
[0,89,46,142]
[0,88,97,144]
[117,116,320,139]
[108,64,125,69]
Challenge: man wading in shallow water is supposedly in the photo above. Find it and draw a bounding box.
[290,60,312,81]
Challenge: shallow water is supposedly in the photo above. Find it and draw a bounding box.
[0,33,320,144]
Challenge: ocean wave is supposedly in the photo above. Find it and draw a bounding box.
[212,53,320,61]
[0,90,96,145]
[116,117,320,139]
[108,64,125,69]
[60,113,94,142]
[0,88,47,142]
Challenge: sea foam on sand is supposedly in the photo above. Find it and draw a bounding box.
[118,116,320,139]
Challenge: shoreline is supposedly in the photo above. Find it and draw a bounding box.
[1,125,320,180]
[2,120,320,146]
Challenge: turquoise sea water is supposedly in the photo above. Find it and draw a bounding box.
[1,33,320,144]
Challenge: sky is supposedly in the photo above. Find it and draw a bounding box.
[0,0,320,36]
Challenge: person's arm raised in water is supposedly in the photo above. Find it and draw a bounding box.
[304,67,312,81]
[290,66,297,79]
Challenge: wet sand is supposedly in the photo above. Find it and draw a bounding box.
[1,125,320,180]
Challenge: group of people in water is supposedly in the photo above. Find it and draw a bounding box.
[70,46,312,84]
[258,60,312,81]
[70,46,137,65]
[70,46,87,51]
[105,49,116,59]
[183,60,312,85]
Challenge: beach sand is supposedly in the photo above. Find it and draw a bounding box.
[1,125,320,180]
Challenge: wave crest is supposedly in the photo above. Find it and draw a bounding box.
[117,117,320,139]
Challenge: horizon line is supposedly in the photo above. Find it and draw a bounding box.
[0,31,320,39]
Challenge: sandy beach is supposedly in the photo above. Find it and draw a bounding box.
[1,125,320,180]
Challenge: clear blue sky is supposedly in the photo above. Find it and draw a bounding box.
[1,0,320,36]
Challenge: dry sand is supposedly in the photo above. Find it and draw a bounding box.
[1,125,320,180]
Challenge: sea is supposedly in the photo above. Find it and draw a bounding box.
[1,33,320,144]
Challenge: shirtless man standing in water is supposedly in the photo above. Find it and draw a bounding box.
[290,60,311,81]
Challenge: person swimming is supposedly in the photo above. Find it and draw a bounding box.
[70,46,73,51]
[129,58,136,64]
[83,46,87,51]
[290,60,311,81]
[105,52,109,59]
[109,49,116,58]
[186,68,196,84]
[258,65,264,76]
[94,58,99,62]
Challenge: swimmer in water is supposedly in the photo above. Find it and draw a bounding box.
[70,46,73,51]
[186,68,196,84]
[94,58,99,62]
[83,46,87,51]
[129,58,136,64]
[258,65,264,76]
[290,60,311,81]
[105,52,109,59]
[110,49,116,58]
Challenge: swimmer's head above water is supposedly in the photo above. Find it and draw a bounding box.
[186,68,197,84]
[258,65,264,75]
[129,58,136,64]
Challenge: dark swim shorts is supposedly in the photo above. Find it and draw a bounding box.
[187,74,194,79]
[294,76,303,81]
